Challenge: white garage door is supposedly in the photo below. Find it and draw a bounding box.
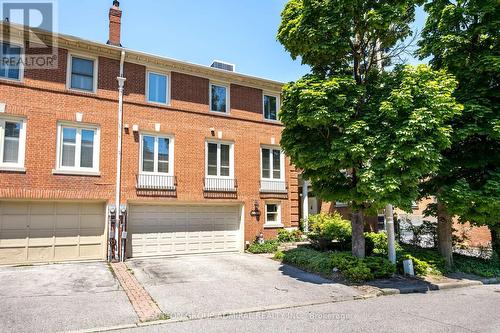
[0,201,106,265]
[128,205,241,257]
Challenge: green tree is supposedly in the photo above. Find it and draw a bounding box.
[418,0,500,264]
[277,0,462,258]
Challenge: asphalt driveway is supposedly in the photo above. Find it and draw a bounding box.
[0,262,137,333]
[127,253,360,318]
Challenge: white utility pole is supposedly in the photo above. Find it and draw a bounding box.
[302,180,310,233]
[385,204,397,264]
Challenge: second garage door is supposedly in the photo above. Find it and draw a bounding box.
[127,204,241,257]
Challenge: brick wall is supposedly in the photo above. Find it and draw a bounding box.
[0,45,299,244]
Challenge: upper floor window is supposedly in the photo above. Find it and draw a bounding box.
[206,141,233,178]
[210,83,229,113]
[140,134,173,174]
[261,147,283,180]
[0,42,22,81]
[147,71,169,104]
[56,123,100,174]
[263,94,279,121]
[68,55,97,92]
[0,117,26,170]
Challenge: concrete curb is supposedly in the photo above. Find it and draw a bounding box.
[373,278,498,295]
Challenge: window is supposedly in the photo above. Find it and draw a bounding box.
[56,124,100,173]
[0,118,26,170]
[206,141,233,177]
[377,215,386,231]
[69,55,96,92]
[0,42,22,81]
[147,71,169,104]
[263,94,279,121]
[261,147,283,180]
[210,83,228,113]
[265,203,282,226]
[140,134,173,174]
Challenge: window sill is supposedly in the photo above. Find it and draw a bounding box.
[146,100,171,107]
[52,169,101,177]
[0,77,23,84]
[0,166,26,173]
[209,110,231,116]
[263,223,284,229]
[263,118,281,124]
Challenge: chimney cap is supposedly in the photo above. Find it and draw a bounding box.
[112,0,120,7]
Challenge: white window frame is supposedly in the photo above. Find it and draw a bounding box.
[146,70,171,105]
[209,81,230,114]
[260,145,285,181]
[0,40,25,82]
[262,92,280,122]
[264,202,283,228]
[54,122,100,175]
[66,53,99,93]
[0,116,27,171]
[138,133,175,175]
[205,140,234,179]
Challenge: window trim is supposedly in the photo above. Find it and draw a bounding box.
[262,92,280,122]
[264,202,283,228]
[138,132,175,175]
[260,145,285,181]
[205,140,234,179]
[209,81,230,114]
[0,116,27,171]
[145,70,171,105]
[0,40,25,83]
[54,122,100,174]
[66,53,99,94]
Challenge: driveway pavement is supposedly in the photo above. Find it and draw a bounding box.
[0,262,137,333]
[126,253,360,318]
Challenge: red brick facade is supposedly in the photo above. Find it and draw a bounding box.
[0,39,299,248]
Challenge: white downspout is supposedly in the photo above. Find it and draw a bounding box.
[302,180,310,233]
[115,50,126,261]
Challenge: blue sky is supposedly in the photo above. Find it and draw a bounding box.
[44,1,426,82]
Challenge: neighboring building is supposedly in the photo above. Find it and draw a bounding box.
[0,2,299,265]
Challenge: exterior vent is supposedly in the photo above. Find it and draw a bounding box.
[210,60,235,72]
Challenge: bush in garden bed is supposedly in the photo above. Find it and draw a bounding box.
[247,240,279,254]
[277,229,303,243]
[307,213,352,251]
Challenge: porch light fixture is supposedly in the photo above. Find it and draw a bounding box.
[250,200,261,218]
[132,124,139,132]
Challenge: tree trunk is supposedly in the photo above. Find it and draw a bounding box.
[351,209,365,258]
[490,226,500,259]
[437,201,453,270]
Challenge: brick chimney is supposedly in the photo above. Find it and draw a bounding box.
[107,0,122,46]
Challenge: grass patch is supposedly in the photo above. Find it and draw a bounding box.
[282,247,334,277]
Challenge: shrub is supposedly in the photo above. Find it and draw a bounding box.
[365,232,388,256]
[247,240,279,254]
[399,254,431,276]
[308,213,352,250]
[282,247,334,277]
[274,251,284,260]
[454,254,500,278]
[277,229,303,243]
[364,256,396,278]
[343,262,374,283]
[330,252,359,271]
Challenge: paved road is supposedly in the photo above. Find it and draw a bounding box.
[120,285,500,333]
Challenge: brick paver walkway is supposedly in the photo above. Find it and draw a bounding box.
[111,262,164,322]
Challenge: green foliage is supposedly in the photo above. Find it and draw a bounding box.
[397,245,446,276]
[399,254,432,276]
[274,251,285,260]
[342,262,374,283]
[364,232,401,256]
[278,0,421,74]
[364,256,397,279]
[308,213,352,250]
[277,229,303,243]
[418,0,500,254]
[454,254,500,278]
[247,241,279,254]
[281,247,334,277]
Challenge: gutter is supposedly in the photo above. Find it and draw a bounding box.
[115,50,126,261]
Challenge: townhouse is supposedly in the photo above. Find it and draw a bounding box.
[0,2,299,265]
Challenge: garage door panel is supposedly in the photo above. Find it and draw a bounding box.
[128,205,240,257]
[0,201,105,265]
